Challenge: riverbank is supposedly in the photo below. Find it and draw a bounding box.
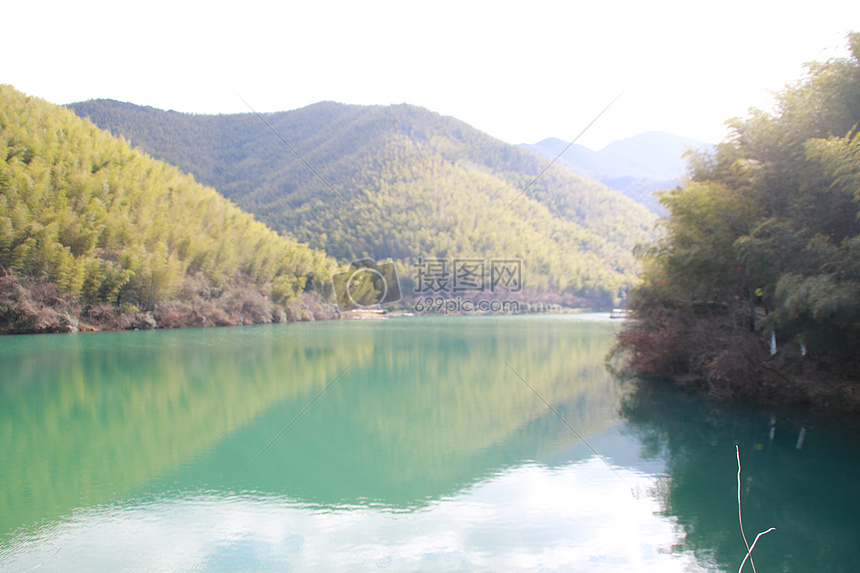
[0,273,339,335]
[613,307,860,414]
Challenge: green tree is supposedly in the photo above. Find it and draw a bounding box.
[1,84,338,331]
[620,33,860,403]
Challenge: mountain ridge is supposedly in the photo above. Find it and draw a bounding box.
[69,98,658,306]
[522,131,712,214]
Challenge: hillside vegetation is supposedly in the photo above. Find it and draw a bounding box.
[69,99,657,306]
[0,85,336,333]
[617,33,860,409]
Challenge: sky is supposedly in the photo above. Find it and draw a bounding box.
[3,0,859,150]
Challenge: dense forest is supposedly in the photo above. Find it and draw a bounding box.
[617,33,860,410]
[0,85,337,333]
[68,99,657,307]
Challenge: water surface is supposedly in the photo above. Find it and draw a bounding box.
[1,315,858,571]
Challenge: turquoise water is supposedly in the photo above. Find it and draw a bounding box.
[1,315,859,571]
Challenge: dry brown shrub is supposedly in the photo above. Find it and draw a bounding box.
[0,274,79,333]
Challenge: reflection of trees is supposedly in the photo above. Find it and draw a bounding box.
[221,317,625,506]
[621,385,860,572]
[0,325,365,537]
[1,317,626,538]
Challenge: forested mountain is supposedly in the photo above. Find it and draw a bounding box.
[523,132,711,215]
[617,33,860,409]
[0,85,336,333]
[68,99,657,306]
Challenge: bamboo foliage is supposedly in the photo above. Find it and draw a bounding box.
[0,85,336,311]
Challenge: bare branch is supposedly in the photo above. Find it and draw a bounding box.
[737,446,776,573]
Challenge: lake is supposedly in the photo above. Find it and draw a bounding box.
[2,314,859,572]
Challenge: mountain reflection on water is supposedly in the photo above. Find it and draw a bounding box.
[1,315,859,572]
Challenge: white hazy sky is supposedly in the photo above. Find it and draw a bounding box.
[3,0,858,150]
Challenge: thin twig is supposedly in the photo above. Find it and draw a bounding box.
[737,445,775,573]
[739,528,776,573]
[737,445,756,573]
[758,362,794,385]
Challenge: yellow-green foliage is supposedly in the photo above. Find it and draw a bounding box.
[70,98,658,304]
[632,32,860,361]
[0,85,334,307]
[0,317,621,529]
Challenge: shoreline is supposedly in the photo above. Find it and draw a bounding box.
[0,273,339,336]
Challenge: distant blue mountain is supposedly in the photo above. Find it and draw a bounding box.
[522,131,712,215]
